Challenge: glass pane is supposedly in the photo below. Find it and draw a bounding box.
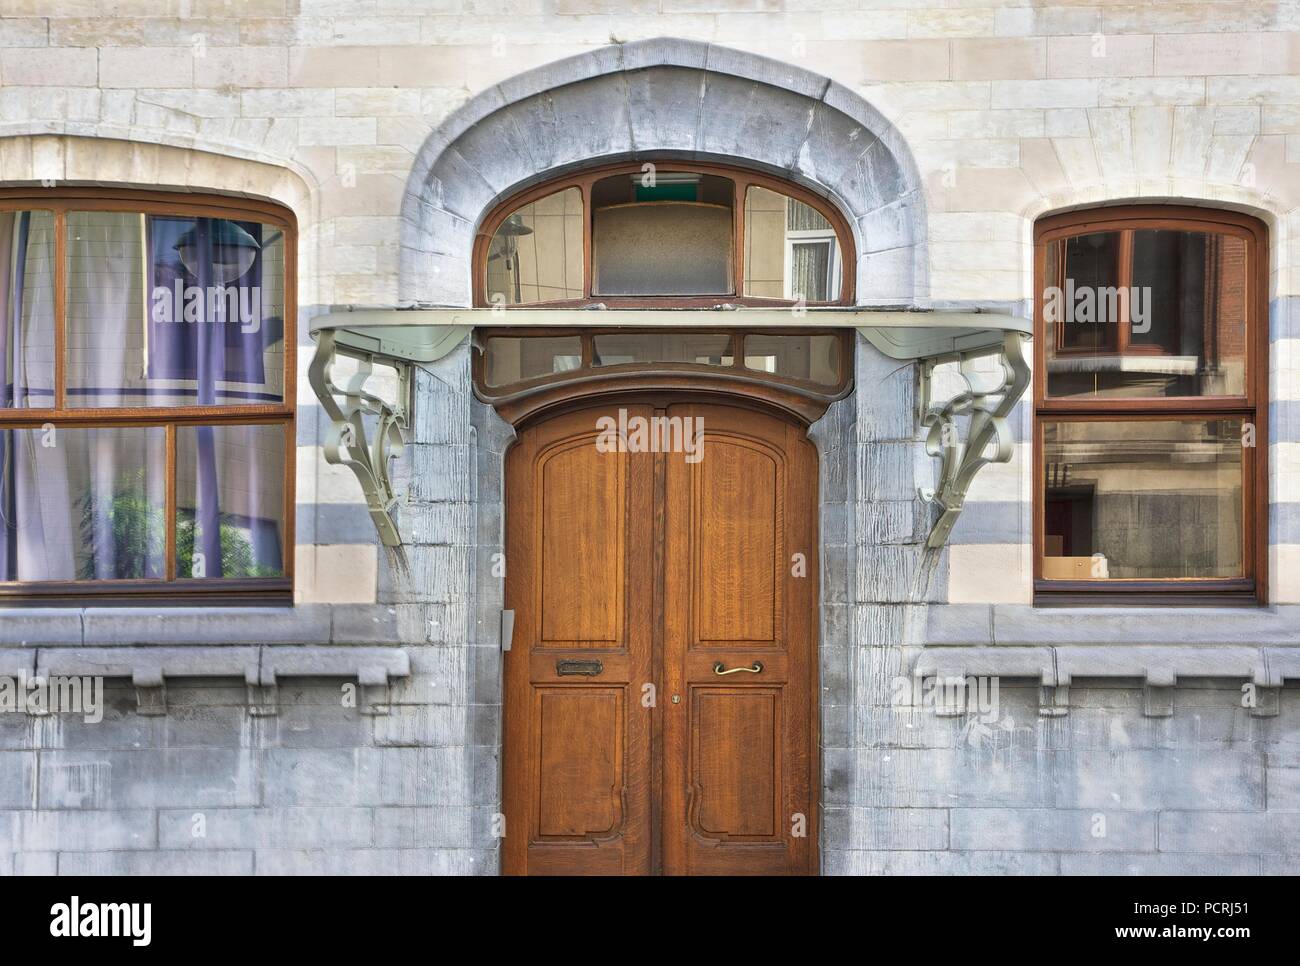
[743,334,841,385]
[0,426,166,580]
[65,211,286,408]
[0,210,55,407]
[1043,229,1248,398]
[789,242,831,301]
[176,423,285,579]
[483,336,582,387]
[593,332,733,367]
[1042,419,1244,580]
[485,187,583,305]
[743,186,839,301]
[592,203,733,296]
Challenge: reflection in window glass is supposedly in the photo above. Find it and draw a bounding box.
[485,188,583,305]
[0,210,55,407]
[1055,231,1120,352]
[742,334,840,385]
[1043,229,1247,399]
[64,211,286,408]
[593,333,733,367]
[1042,419,1243,580]
[743,186,839,301]
[483,336,582,387]
[176,423,285,579]
[0,426,167,580]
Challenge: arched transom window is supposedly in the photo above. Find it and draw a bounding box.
[473,163,856,308]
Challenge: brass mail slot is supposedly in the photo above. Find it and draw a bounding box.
[555,659,604,677]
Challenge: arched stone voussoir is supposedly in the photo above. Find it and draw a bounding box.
[0,133,314,225]
[401,37,927,306]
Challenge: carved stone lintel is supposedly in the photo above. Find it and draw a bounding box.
[918,330,1032,548]
[307,329,412,548]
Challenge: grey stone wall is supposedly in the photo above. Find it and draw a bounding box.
[812,332,944,874]
[0,339,510,875]
[815,333,1296,875]
[5,333,1295,874]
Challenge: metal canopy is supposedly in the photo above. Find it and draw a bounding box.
[309,305,1029,360]
[309,306,1032,549]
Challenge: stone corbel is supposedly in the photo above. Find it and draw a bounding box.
[132,669,167,717]
[245,667,279,718]
[1142,670,1176,718]
[306,328,412,548]
[918,331,1032,548]
[357,665,393,716]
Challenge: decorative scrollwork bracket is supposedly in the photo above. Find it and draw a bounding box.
[307,328,412,547]
[918,330,1031,549]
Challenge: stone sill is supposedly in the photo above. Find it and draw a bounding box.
[926,603,1300,647]
[920,603,1300,717]
[0,606,414,716]
[0,603,414,646]
[0,642,410,717]
[919,605,1300,717]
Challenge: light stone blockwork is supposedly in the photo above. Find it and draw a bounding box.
[0,3,1298,874]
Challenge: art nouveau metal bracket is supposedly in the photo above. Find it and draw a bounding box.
[306,307,1031,550]
[918,330,1032,548]
[307,328,412,547]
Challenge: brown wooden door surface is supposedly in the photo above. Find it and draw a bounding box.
[502,399,818,875]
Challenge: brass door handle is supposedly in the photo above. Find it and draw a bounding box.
[713,661,762,675]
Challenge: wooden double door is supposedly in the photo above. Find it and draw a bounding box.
[502,399,818,875]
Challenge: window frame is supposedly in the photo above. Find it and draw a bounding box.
[471,326,854,425]
[0,187,296,607]
[1032,204,1268,605]
[472,161,856,308]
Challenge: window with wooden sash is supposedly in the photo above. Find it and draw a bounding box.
[473,162,855,308]
[1034,206,1267,604]
[0,190,295,605]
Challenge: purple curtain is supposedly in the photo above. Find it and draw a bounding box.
[0,212,280,582]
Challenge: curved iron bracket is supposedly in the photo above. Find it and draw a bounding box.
[918,330,1031,548]
[307,329,413,547]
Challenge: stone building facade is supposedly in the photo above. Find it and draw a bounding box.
[0,0,1298,874]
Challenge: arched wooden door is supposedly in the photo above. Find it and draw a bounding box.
[501,398,819,875]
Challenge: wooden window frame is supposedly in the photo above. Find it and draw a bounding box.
[472,327,854,426]
[472,161,857,308]
[1033,205,1268,606]
[0,188,296,607]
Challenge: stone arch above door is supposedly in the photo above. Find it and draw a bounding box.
[400,37,928,307]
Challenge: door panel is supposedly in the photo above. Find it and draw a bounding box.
[695,439,780,644]
[503,406,654,876]
[692,688,780,838]
[538,440,625,645]
[663,404,817,876]
[503,399,817,876]
[535,688,623,837]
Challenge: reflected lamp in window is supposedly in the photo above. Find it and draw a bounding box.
[484,187,584,306]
